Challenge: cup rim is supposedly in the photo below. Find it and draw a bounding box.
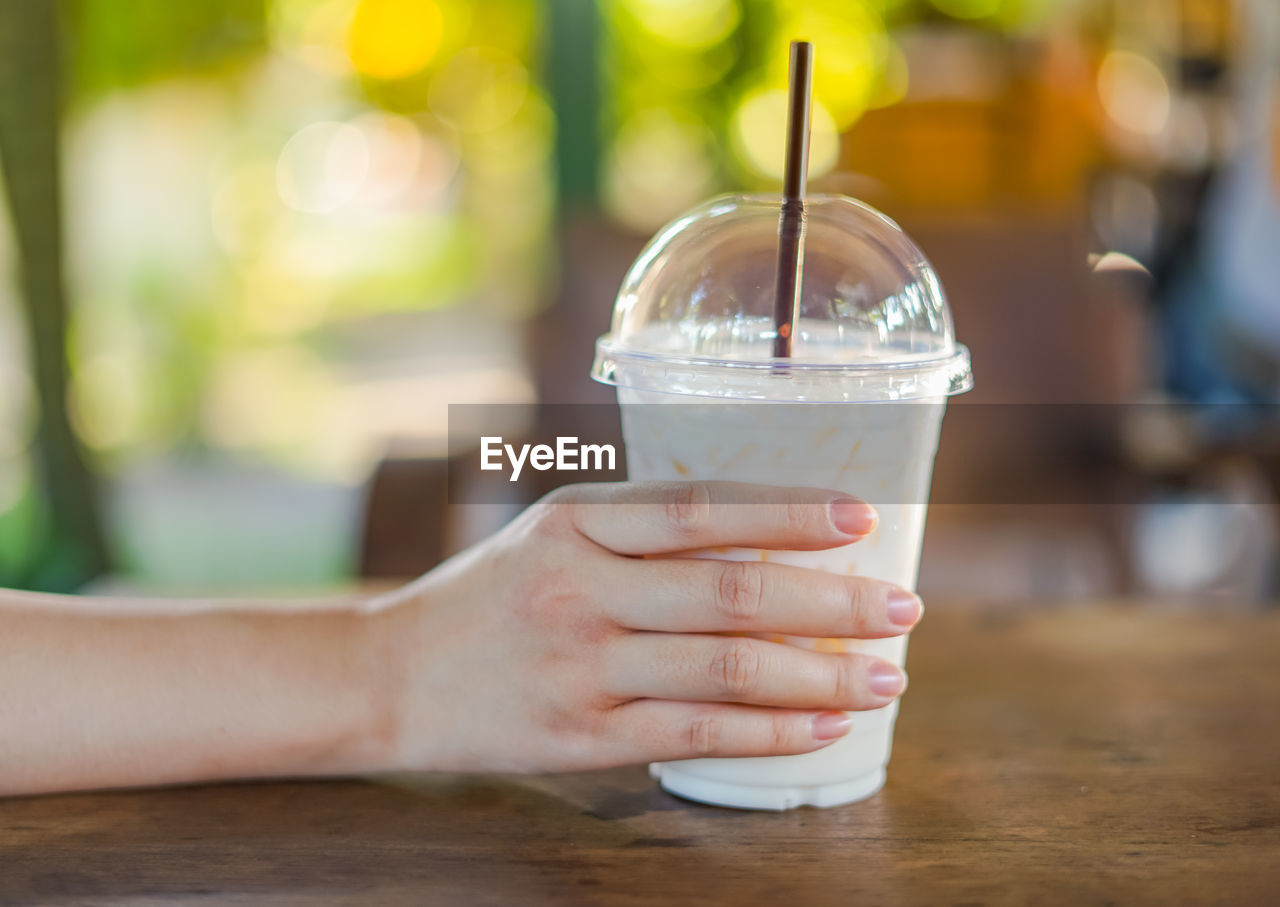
[592,337,974,401]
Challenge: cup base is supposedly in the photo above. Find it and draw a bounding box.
[651,764,886,811]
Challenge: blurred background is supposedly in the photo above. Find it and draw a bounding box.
[0,0,1277,603]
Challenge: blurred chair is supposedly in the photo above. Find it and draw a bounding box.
[905,211,1152,603]
[360,459,452,579]
[359,450,531,580]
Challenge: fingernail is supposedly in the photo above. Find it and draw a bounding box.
[868,662,907,697]
[830,497,877,536]
[812,711,853,740]
[886,589,922,628]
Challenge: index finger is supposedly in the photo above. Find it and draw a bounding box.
[555,481,877,556]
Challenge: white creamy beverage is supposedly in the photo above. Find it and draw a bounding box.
[618,389,942,808]
[593,194,972,810]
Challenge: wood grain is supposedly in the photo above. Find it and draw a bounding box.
[2,605,1278,905]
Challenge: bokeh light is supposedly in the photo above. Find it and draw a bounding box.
[604,107,717,232]
[1098,50,1172,138]
[1091,173,1160,260]
[70,350,155,452]
[271,0,358,75]
[869,38,909,109]
[619,0,740,51]
[350,112,426,207]
[769,2,886,130]
[428,46,529,133]
[347,0,443,80]
[730,88,839,182]
[462,88,552,175]
[276,120,370,213]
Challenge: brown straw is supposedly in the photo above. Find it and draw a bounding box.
[771,40,814,359]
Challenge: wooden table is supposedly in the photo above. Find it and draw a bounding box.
[3,606,1278,905]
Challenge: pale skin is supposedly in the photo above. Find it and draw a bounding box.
[0,481,922,797]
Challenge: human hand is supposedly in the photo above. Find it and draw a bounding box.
[380,481,922,774]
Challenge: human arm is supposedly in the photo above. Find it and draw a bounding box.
[0,481,921,796]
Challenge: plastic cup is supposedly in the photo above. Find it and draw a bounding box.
[592,194,972,810]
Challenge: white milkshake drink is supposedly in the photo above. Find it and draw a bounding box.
[592,194,972,810]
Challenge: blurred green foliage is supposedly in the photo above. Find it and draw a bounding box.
[66,0,267,97]
[0,0,1074,590]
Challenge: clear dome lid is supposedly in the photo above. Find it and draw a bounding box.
[592,193,972,401]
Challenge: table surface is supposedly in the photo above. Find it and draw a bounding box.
[3,605,1278,906]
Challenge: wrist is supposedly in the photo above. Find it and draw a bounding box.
[355,583,426,775]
